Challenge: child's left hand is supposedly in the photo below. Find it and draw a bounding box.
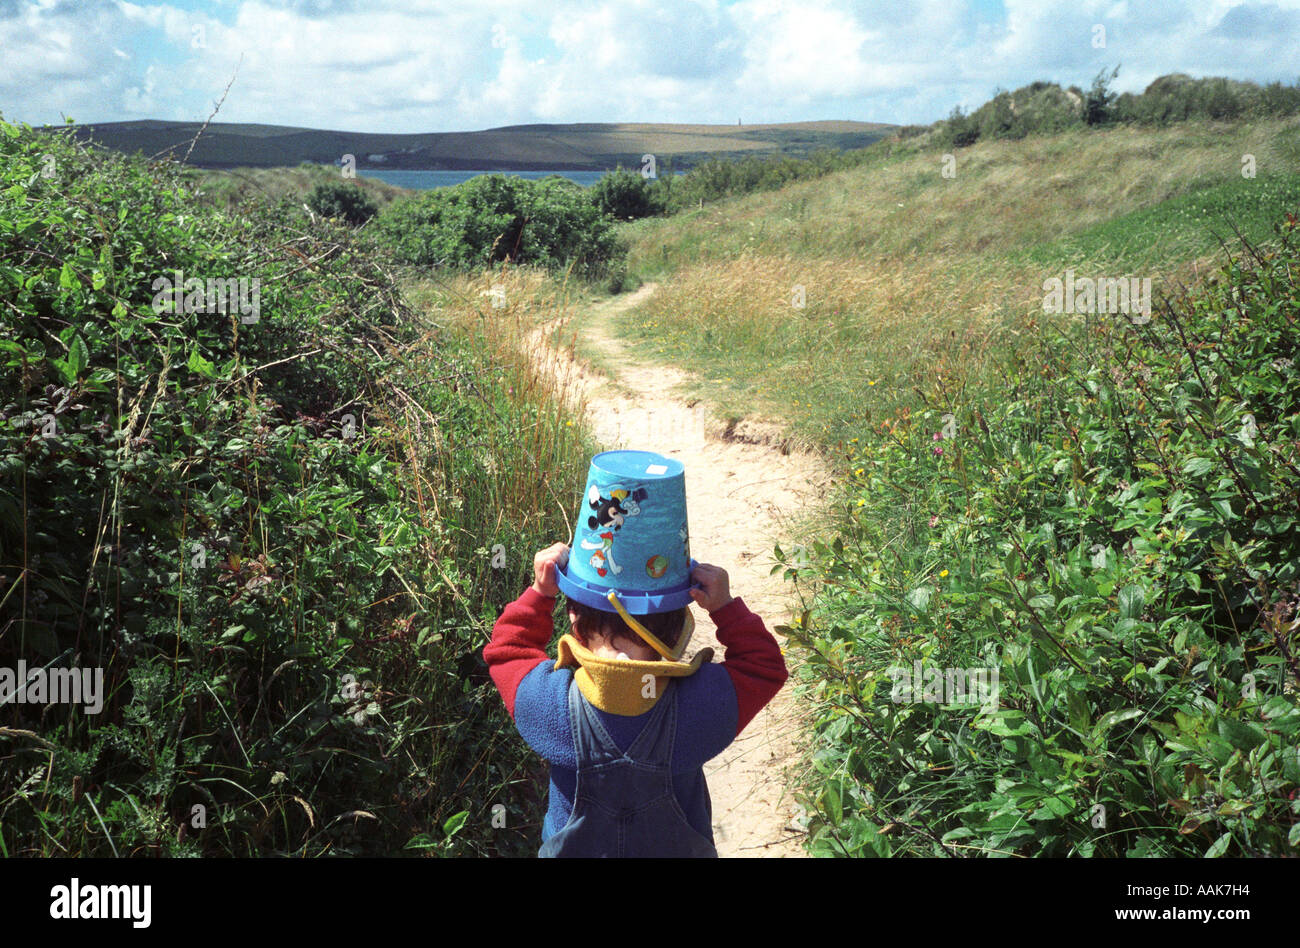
[531,543,570,597]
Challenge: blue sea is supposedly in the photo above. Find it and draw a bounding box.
[357,169,609,190]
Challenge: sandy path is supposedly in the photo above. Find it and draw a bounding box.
[531,282,833,856]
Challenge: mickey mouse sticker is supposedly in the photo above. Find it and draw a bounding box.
[580,484,646,576]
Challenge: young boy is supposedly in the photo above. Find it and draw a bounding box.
[484,541,788,857]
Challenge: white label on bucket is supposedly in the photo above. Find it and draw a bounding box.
[645,464,668,475]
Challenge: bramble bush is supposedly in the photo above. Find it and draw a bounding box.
[785,213,1300,857]
[588,167,664,221]
[0,118,582,856]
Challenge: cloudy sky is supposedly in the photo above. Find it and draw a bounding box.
[3,0,1298,132]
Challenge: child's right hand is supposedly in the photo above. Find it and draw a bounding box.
[531,542,570,597]
[689,563,734,613]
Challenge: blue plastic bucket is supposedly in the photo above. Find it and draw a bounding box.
[555,450,695,614]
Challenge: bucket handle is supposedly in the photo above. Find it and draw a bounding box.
[605,590,692,662]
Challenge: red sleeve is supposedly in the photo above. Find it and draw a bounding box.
[483,586,556,719]
[710,596,788,735]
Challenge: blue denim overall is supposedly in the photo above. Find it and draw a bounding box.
[539,675,718,858]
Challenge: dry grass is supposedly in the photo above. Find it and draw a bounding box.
[602,116,1300,444]
[398,265,597,537]
[627,116,1300,270]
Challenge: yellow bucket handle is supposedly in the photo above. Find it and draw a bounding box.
[606,589,692,662]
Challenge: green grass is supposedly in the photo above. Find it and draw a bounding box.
[582,116,1300,453]
[1016,172,1300,270]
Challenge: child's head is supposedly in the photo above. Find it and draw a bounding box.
[567,601,688,661]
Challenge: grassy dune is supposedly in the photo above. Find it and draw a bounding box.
[606,116,1300,445]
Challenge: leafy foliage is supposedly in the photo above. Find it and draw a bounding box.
[307,180,379,226]
[1084,67,1122,127]
[375,173,624,279]
[588,167,664,221]
[0,118,581,857]
[787,215,1300,857]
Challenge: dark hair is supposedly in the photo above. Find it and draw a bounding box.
[568,601,687,654]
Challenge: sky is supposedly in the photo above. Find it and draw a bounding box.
[2,0,1299,132]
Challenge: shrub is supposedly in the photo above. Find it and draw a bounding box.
[1084,66,1121,126]
[0,118,580,857]
[789,212,1300,857]
[306,180,379,226]
[589,167,663,221]
[375,173,624,279]
[940,106,981,149]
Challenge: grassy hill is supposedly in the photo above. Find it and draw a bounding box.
[609,115,1300,441]
[581,111,1300,857]
[56,118,896,172]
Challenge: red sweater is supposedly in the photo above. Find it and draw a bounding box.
[483,587,788,736]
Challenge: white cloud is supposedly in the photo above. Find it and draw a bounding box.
[0,0,1298,132]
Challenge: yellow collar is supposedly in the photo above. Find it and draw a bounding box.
[553,634,713,716]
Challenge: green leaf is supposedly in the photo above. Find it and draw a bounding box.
[1118,584,1145,619]
[187,349,216,379]
[66,334,88,377]
[442,810,468,838]
[822,781,843,826]
[1216,717,1265,752]
[1067,690,1091,731]
[1205,832,1232,858]
[50,357,76,386]
[1096,708,1144,732]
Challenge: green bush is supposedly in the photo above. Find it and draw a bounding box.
[375,173,624,279]
[1084,67,1121,126]
[589,167,663,221]
[939,106,980,149]
[307,180,379,226]
[788,213,1300,857]
[0,119,580,857]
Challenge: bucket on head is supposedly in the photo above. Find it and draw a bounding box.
[556,450,695,617]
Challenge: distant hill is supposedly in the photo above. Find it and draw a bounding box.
[55,119,896,171]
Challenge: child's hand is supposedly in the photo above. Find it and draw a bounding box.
[689,563,734,613]
[531,542,570,597]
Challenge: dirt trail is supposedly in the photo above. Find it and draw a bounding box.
[532,282,833,856]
